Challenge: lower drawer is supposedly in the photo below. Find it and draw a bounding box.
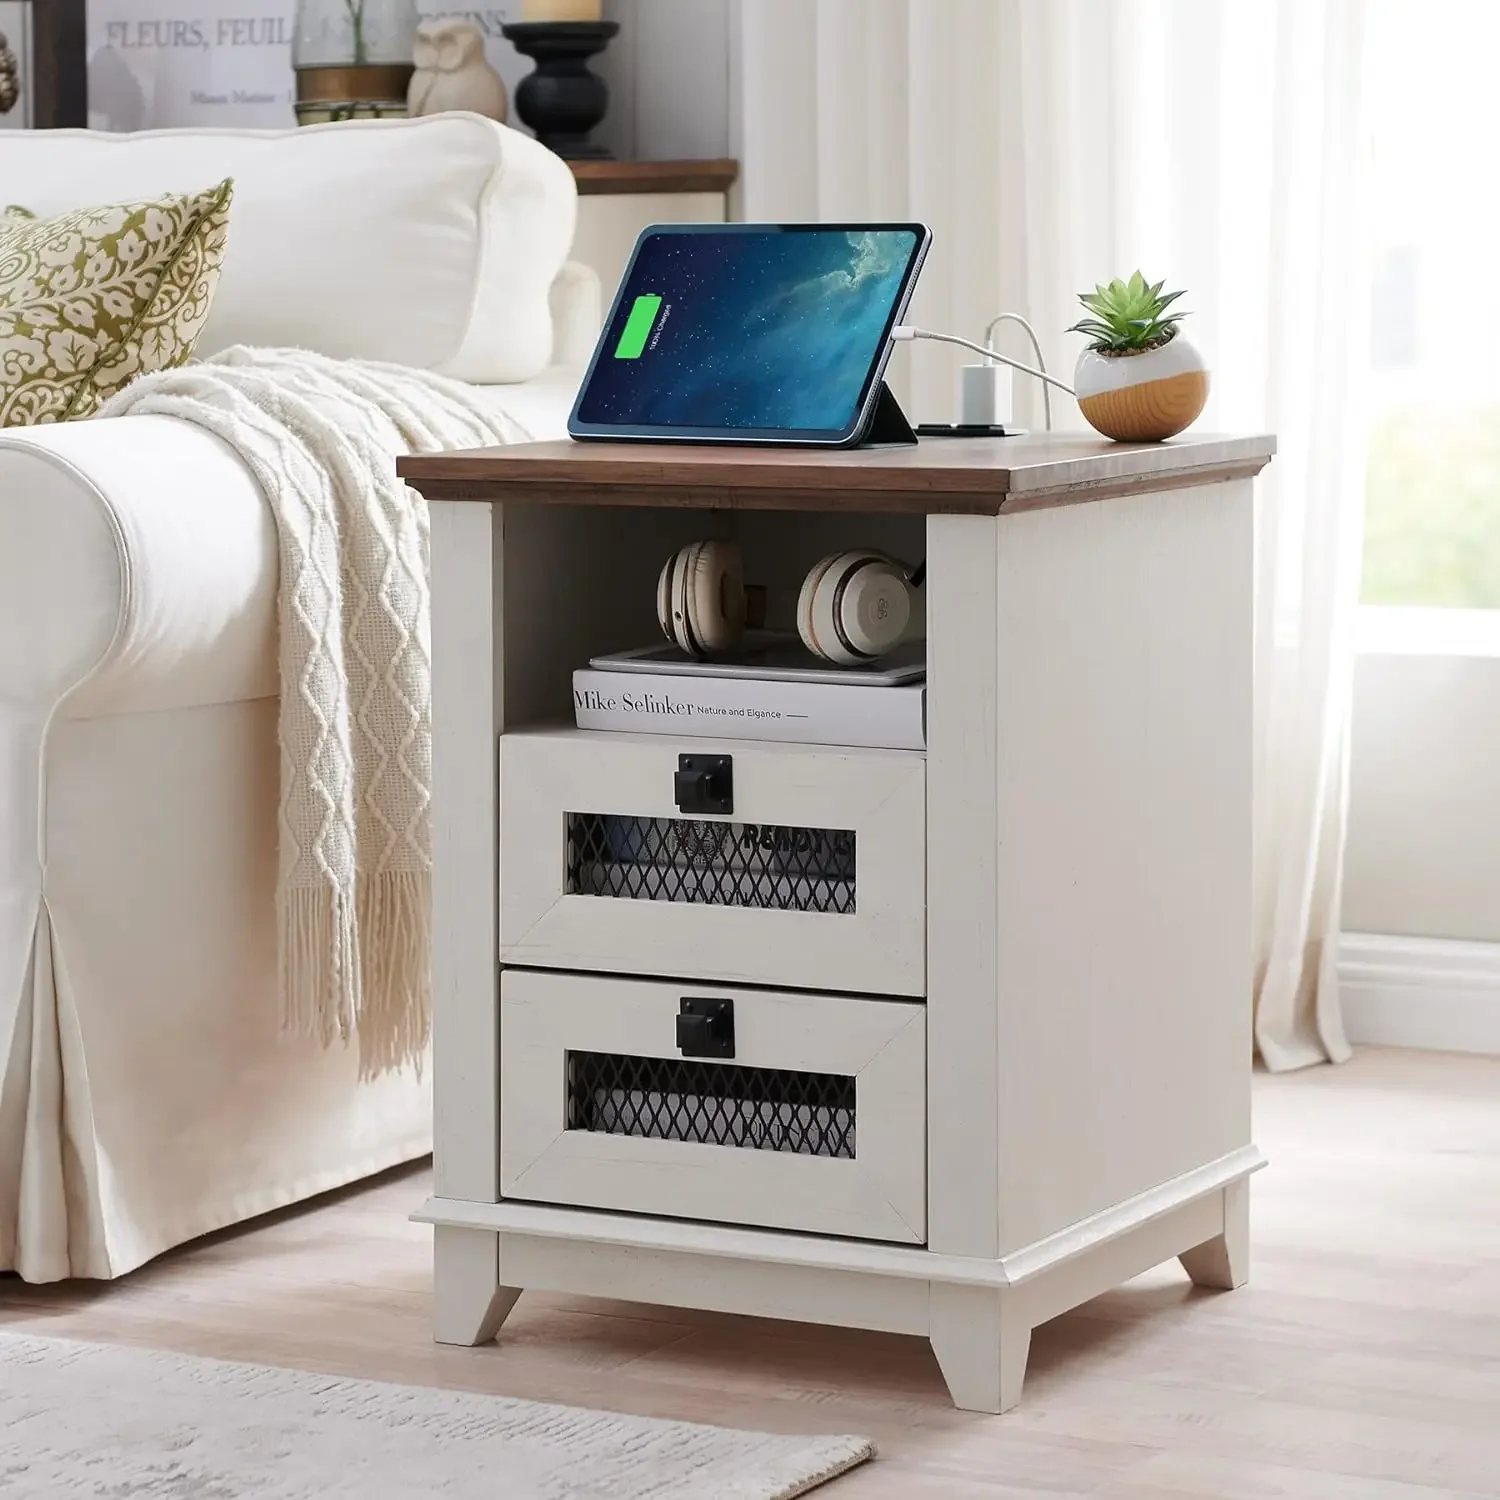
[499,969,927,1244]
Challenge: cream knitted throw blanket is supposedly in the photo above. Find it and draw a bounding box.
[101,347,527,1074]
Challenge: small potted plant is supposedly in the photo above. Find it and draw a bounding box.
[1068,271,1209,442]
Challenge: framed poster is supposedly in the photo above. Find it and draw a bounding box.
[88,1,298,129]
[0,0,87,128]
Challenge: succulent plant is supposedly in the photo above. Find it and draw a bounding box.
[1068,271,1188,355]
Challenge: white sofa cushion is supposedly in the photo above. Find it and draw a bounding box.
[0,370,581,722]
[0,116,576,384]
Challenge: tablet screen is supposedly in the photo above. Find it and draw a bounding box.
[571,225,926,441]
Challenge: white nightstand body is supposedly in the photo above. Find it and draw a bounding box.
[414,443,1264,1413]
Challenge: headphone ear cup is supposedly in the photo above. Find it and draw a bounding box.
[657,552,680,648]
[688,538,746,652]
[658,546,692,653]
[795,555,836,661]
[657,540,745,658]
[797,550,911,666]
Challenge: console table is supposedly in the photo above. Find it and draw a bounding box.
[401,433,1273,1413]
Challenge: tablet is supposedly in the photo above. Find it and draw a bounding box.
[568,222,931,448]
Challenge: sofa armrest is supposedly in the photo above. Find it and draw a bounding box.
[549,260,603,370]
[0,417,276,718]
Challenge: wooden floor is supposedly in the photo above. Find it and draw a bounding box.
[4,1046,1499,1497]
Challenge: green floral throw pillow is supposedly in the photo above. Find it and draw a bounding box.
[0,178,233,426]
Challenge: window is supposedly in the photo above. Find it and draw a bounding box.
[1360,0,1500,609]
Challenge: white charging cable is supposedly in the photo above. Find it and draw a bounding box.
[891,324,1075,431]
[985,312,1055,433]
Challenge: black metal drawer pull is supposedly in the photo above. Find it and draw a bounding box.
[676,996,735,1058]
[674,753,733,815]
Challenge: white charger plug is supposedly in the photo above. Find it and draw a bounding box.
[892,322,1070,431]
[960,362,1013,428]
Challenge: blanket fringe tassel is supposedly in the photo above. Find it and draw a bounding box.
[280,874,430,1079]
[355,869,432,1080]
[280,884,359,1052]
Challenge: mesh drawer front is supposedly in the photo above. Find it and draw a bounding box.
[566,1050,856,1159]
[566,813,856,914]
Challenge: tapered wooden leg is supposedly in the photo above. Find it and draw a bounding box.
[433,1226,521,1346]
[1179,1178,1250,1290]
[929,1283,1032,1414]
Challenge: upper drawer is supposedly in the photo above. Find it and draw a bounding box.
[499,728,926,996]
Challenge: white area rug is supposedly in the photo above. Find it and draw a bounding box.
[0,1333,873,1498]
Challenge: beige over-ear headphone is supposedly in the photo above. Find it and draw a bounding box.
[657,541,918,666]
[657,539,746,658]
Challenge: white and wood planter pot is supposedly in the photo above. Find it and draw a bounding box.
[1075,334,1210,442]
[402,431,1274,1414]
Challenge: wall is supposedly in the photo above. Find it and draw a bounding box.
[1342,611,1500,941]
[594,0,730,161]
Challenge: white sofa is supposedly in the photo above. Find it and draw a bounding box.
[0,115,598,1282]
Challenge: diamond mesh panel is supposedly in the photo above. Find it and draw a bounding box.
[566,1051,856,1158]
[566,814,855,914]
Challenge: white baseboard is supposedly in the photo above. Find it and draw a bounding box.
[1339,932,1500,1056]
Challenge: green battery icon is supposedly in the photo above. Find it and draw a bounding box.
[614,293,662,358]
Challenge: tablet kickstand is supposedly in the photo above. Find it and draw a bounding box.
[855,381,918,448]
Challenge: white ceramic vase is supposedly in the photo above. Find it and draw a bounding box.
[1074,332,1209,442]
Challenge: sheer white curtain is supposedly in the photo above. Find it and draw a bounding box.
[734,0,1368,1069]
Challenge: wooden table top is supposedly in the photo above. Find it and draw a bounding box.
[569,159,739,196]
[397,432,1275,516]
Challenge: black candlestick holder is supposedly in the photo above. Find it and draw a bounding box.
[501,20,620,160]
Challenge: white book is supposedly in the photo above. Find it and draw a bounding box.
[573,668,926,751]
